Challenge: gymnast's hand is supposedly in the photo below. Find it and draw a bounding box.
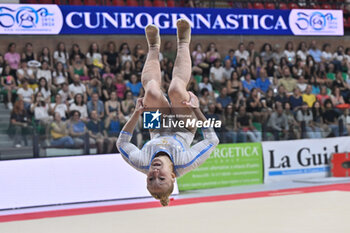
[183,91,199,109]
[135,98,145,114]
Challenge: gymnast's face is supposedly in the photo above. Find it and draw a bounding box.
[147,156,175,194]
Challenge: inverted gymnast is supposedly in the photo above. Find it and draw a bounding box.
[116,19,219,206]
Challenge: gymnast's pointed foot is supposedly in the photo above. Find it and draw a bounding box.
[145,24,160,48]
[176,19,191,44]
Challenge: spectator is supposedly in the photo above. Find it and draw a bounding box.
[36,77,51,102]
[279,66,297,94]
[199,88,215,114]
[50,112,74,147]
[22,42,37,62]
[223,49,237,68]
[275,85,289,105]
[343,109,350,135]
[86,68,102,97]
[316,86,330,106]
[312,101,330,137]
[333,71,350,99]
[289,87,303,111]
[69,44,85,64]
[322,99,340,136]
[105,111,125,153]
[86,42,103,69]
[242,73,256,96]
[296,102,322,138]
[53,42,69,68]
[69,54,88,79]
[115,73,127,101]
[206,42,221,65]
[222,59,234,81]
[126,74,142,97]
[221,104,237,143]
[67,110,93,147]
[132,44,146,64]
[234,43,249,64]
[105,91,121,116]
[17,79,34,110]
[247,41,259,64]
[297,75,307,93]
[216,87,232,113]
[4,43,21,76]
[119,42,133,66]
[70,93,88,121]
[121,60,133,81]
[36,61,52,89]
[87,110,108,154]
[236,105,261,142]
[267,104,289,140]
[246,88,264,121]
[260,43,273,65]
[58,83,70,103]
[261,88,275,111]
[51,94,68,120]
[38,47,52,68]
[330,86,345,106]
[210,59,225,89]
[284,41,296,65]
[237,58,250,77]
[8,100,31,147]
[102,65,114,80]
[302,84,316,107]
[52,62,68,87]
[16,60,35,88]
[163,41,176,62]
[1,65,17,110]
[199,76,213,93]
[102,75,116,101]
[296,41,308,63]
[227,71,242,102]
[191,43,207,74]
[272,43,283,64]
[69,74,87,102]
[255,68,271,93]
[321,43,333,64]
[87,92,105,119]
[308,40,322,63]
[266,59,276,78]
[103,42,119,73]
[284,102,300,139]
[30,92,52,123]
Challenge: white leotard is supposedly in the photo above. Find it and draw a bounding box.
[116,127,219,177]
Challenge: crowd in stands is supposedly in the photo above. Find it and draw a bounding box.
[1,39,350,150]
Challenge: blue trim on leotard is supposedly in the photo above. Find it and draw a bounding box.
[120,131,132,136]
[173,135,185,152]
[175,143,213,169]
[119,147,148,170]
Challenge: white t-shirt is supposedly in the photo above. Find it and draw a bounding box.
[321,51,333,61]
[32,105,50,120]
[52,71,68,85]
[284,50,296,63]
[58,90,69,103]
[210,66,225,82]
[35,88,51,100]
[51,103,68,118]
[17,88,33,103]
[234,50,249,62]
[296,50,308,61]
[17,68,34,78]
[69,103,88,118]
[36,69,52,83]
[222,67,234,81]
[333,53,345,62]
[86,52,102,64]
[53,51,69,65]
[69,83,86,96]
[199,82,213,92]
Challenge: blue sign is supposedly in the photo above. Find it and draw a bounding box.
[143,110,161,129]
[0,4,344,36]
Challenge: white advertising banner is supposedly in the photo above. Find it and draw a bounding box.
[262,137,350,183]
[0,154,179,210]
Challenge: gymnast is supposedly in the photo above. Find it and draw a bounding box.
[116,19,219,206]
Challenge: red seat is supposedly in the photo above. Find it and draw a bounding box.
[279,3,288,10]
[253,2,264,9]
[288,3,299,9]
[143,0,152,7]
[311,4,321,9]
[247,2,253,9]
[111,0,124,6]
[85,0,97,5]
[54,0,67,4]
[69,0,82,5]
[154,0,165,7]
[265,3,275,10]
[39,0,53,3]
[126,0,138,6]
[321,3,332,9]
[167,0,175,7]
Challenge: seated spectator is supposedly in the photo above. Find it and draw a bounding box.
[36,77,51,102]
[310,76,320,94]
[255,68,271,93]
[283,41,296,65]
[279,66,297,94]
[330,86,345,106]
[260,43,274,65]
[296,41,308,63]
[272,43,284,64]
[86,71,102,97]
[192,43,207,74]
[53,42,69,69]
[69,44,85,64]
[70,93,88,121]
[102,75,116,101]
[236,105,261,142]
[17,60,35,89]
[224,49,237,68]
[199,76,213,93]
[221,104,237,143]
[30,92,52,123]
[284,102,300,139]
[58,83,70,103]
[8,100,31,147]
[297,75,307,93]
[36,61,52,90]
[105,111,125,153]
[234,43,249,64]
[126,74,142,97]
[321,43,333,64]
[102,65,114,80]
[296,102,322,138]
[69,74,87,102]
[1,65,17,110]
[67,110,94,147]
[333,71,350,99]
[227,71,242,102]
[302,84,316,108]
[51,94,68,120]
[115,73,127,101]
[316,86,330,106]
[343,109,350,135]
[275,85,289,106]
[312,101,331,137]
[119,42,134,66]
[22,42,37,62]
[308,40,322,63]
[86,42,103,69]
[17,79,34,110]
[87,93,105,119]
[105,91,121,117]
[103,41,120,73]
[121,90,135,115]
[246,88,263,121]
[242,73,256,96]
[38,47,53,68]
[206,42,221,65]
[222,59,234,81]
[52,62,68,87]
[289,87,303,111]
[261,88,275,111]
[266,59,276,78]
[199,88,215,114]
[87,110,108,154]
[267,104,289,140]
[322,99,341,136]
[237,58,250,77]
[132,45,146,65]
[50,112,74,147]
[326,63,336,82]
[5,43,21,76]
[216,87,232,113]
[69,54,88,79]
[210,59,225,90]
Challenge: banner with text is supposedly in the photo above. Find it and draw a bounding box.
[177,143,263,191]
[0,4,343,35]
[262,136,350,183]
